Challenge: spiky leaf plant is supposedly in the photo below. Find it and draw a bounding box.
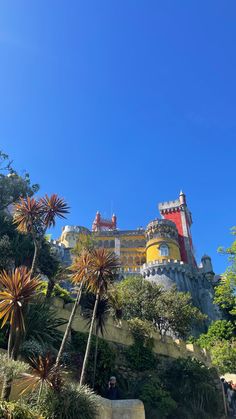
[39,383,99,419]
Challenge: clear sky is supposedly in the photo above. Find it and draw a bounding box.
[0,1,235,273]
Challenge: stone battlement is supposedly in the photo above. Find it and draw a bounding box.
[142,259,185,269]
[158,198,181,211]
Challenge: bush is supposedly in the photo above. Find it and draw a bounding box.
[138,377,176,419]
[125,318,156,372]
[197,320,235,350]
[162,358,221,419]
[0,401,41,419]
[40,281,74,303]
[210,339,236,373]
[125,343,156,372]
[39,383,99,419]
[22,301,66,357]
[127,318,154,349]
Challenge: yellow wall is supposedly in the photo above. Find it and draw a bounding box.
[60,231,146,271]
[146,237,181,263]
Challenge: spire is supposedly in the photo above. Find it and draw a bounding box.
[179,190,186,205]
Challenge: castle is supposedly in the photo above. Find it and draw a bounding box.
[54,192,220,322]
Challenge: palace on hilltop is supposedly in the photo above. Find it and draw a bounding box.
[52,191,220,322]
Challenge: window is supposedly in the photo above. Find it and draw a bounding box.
[159,244,169,257]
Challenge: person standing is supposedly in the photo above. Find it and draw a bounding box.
[106,376,120,400]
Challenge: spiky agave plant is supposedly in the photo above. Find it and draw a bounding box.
[39,383,99,419]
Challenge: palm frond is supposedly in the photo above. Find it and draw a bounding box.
[69,250,92,285]
[13,197,43,234]
[0,267,40,332]
[87,249,120,294]
[40,194,69,228]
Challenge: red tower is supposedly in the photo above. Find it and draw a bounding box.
[158,191,196,266]
[92,211,117,232]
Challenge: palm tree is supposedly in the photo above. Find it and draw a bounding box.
[55,250,92,368]
[0,266,40,400]
[79,249,120,385]
[13,197,42,274]
[83,296,109,388]
[14,194,69,275]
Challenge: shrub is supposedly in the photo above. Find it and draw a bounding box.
[210,339,236,373]
[162,357,221,419]
[197,320,235,350]
[39,383,99,419]
[127,318,154,349]
[138,377,176,419]
[40,281,74,303]
[125,318,156,372]
[0,353,28,380]
[0,401,41,419]
[22,301,66,357]
[125,343,156,371]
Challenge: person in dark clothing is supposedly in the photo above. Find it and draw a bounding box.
[106,376,120,400]
[221,377,229,395]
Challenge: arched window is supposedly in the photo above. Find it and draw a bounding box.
[159,244,169,257]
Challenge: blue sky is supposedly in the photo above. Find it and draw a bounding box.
[0,1,236,273]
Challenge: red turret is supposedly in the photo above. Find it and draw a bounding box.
[92,211,117,232]
[158,191,196,266]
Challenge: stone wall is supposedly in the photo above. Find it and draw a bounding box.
[96,398,145,419]
[53,298,211,365]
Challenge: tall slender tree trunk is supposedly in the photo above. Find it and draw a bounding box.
[7,327,13,359]
[46,279,55,300]
[92,331,99,389]
[31,238,38,277]
[37,381,44,405]
[55,281,84,368]
[80,288,100,385]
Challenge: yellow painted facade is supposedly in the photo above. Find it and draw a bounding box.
[146,237,181,263]
[59,227,146,272]
[59,219,181,272]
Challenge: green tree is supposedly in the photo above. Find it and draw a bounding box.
[199,228,236,374]
[215,227,236,319]
[0,150,39,212]
[210,340,236,374]
[117,276,205,339]
[197,320,235,350]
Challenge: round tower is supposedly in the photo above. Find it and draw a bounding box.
[146,219,181,263]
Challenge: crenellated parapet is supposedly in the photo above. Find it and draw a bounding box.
[146,219,178,241]
[141,259,199,279]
